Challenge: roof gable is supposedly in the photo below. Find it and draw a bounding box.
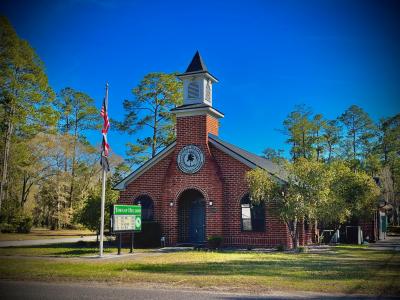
[113,135,287,191]
[208,134,288,182]
[113,141,176,191]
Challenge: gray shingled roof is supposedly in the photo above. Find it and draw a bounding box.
[208,133,288,182]
[177,51,219,82]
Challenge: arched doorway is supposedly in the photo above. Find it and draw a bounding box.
[178,189,206,244]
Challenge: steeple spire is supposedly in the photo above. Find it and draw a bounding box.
[185,51,208,73]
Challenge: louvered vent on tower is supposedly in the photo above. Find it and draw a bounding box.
[188,81,200,99]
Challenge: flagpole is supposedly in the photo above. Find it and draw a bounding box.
[99,83,109,257]
[99,164,106,256]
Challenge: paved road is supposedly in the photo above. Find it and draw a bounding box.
[368,235,400,251]
[0,281,398,300]
[0,236,97,248]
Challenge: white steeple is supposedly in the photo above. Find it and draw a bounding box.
[177,51,218,106]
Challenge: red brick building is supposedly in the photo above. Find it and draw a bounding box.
[115,52,311,248]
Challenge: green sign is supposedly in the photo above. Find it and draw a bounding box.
[112,205,141,232]
[113,205,141,216]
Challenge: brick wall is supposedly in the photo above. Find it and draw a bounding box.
[210,144,292,248]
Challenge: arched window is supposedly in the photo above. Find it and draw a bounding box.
[241,194,265,232]
[134,195,154,222]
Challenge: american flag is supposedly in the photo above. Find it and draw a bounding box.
[100,83,110,171]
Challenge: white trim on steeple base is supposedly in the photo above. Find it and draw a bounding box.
[171,104,224,119]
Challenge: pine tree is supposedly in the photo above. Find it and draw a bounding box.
[54,87,99,208]
[0,17,56,213]
[338,105,377,168]
[323,119,341,162]
[115,72,183,166]
[282,105,314,160]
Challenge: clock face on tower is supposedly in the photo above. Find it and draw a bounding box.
[177,145,205,174]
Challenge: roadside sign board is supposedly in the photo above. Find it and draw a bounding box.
[111,204,141,233]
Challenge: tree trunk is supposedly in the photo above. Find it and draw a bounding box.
[20,173,28,207]
[21,182,34,208]
[292,142,296,161]
[0,104,15,213]
[302,132,306,158]
[328,143,332,163]
[312,219,319,243]
[352,116,356,161]
[56,194,60,230]
[287,219,299,249]
[315,130,320,162]
[69,154,76,208]
[151,104,158,158]
[383,142,388,165]
[293,218,299,249]
[69,126,78,209]
[395,206,399,226]
[152,125,157,158]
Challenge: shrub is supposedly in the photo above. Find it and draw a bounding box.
[276,244,285,251]
[297,246,308,253]
[0,210,32,233]
[388,226,400,234]
[130,222,162,248]
[208,235,223,249]
[16,215,33,233]
[0,223,15,233]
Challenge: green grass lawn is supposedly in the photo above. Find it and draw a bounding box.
[0,228,95,241]
[0,241,113,257]
[0,244,399,296]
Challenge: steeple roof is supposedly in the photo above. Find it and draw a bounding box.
[178,51,218,82]
[185,51,208,73]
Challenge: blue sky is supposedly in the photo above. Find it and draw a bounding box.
[1,0,399,161]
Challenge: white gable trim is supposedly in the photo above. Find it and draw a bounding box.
[172,106,224,119]
[113,142,176,191]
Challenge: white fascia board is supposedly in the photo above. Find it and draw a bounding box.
[178,72,218,83]
[173,106,224,119]
[113,142,176,191]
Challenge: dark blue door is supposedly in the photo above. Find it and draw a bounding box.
[189,199,205,243]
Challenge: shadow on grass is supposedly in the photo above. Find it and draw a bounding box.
[3,241,99,249]
[29,234,95,237]
[0,241,116,256]
[117,250,400,282]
